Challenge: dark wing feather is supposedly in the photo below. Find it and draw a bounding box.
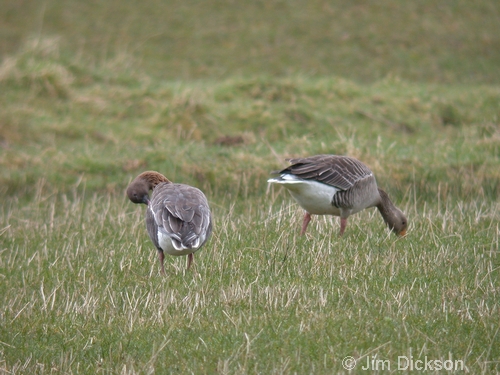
[150,183,212,248]
[279,154,373,191]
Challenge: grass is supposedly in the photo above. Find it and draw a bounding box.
[1,2,500,373]
[1,187,499,373]
[1,0,500,84]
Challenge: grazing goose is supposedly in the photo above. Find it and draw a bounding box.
[268,155,407,236]
[126,171,212,274]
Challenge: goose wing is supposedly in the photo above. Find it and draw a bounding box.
[278,155,373,191]
[150,183,212,249]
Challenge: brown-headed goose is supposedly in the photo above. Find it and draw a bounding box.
[127,171,212,274]
[268,155,407,236]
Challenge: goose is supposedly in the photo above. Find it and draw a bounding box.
[268,155,407,236]
[126,171,212,274]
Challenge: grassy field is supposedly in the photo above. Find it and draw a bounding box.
[2,0,500,83]
[1,1,500,374]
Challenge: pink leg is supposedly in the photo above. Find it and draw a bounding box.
[187,253,194,270]
[301,212,312,235]
[158,250,165,275]
[339,217,348,236]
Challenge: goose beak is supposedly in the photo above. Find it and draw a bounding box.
[399,228,407,237]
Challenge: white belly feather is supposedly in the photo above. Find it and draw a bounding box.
[268,175,341,216]
[157,230,200,256]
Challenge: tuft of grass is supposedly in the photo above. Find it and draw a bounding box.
[0,37,74,99]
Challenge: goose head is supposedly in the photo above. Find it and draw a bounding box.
[377,189,408,236]
[126,179,150,205]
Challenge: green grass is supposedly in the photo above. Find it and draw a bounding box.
[1,3,500,373]
[1,187,499,373]
[2,0,500,83]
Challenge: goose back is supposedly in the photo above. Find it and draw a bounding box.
[147,182,212,256]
